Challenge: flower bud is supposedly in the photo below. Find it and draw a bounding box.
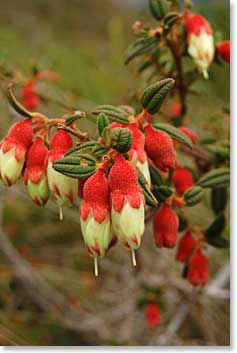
[145,303,162,327]
[172,166,194,196]
[216,40,230,63]
[171,101,182,117]
[109,154,145,251]
[0,119,33,186]
[24,137,49,206]
[153,204,179,248]
[80,169,112,258]
[187,249,209,286]
[185,13,214,78]
[47,130,78,208]
[145,125,177,172]
[176,230,196,262]
[22,82,40,110]
[110,122,151,186]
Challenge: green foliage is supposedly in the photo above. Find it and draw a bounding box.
[184,186,204,206]
[149,0,168,21]
[140,78,175,114]
[92,105,129,124]
[198,168,230,188]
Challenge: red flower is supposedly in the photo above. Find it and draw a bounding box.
[0,119,33,186]
[185,14,212,41]
[24,137,49,206]
[187,249,209,286]
[145,125,177,172]
[172,166,194,196]
[145,303,161,327]
[153,204,179,248]
[176,231,196,262]
[171,102,182,117]
[108,154,145,250]
[109,122,150,185]
[216,40,230,63]
[22,82,40,110]
[47,130,78,208]
[80,169,112,258]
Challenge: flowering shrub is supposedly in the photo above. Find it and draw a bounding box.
[0,0,229,319]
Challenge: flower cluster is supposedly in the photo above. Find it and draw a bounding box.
[1,26,229,287]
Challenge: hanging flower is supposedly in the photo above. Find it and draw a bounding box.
[80,169,112,259]
[187,249,209,286]
[145,303,162,327]
[172,166,194,196]
[108,154,145,254]
[22,82,40,110]
[176,230,196,262]
[153,204,179,248]
[216,40,230,63]
[0,119,33,186]
[185,13,215,79]
[47,130,78,211]
[145,125,177,172]
[24,137,49,206]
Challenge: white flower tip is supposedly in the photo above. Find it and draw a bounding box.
[203,69,209,79]
[94,257,99,277]
[131,250,137,267]
[59,207,63,221]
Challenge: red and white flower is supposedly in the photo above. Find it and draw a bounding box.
[0,119,33,186]
[185,13,215,79]
[108,154,145,251]
[80,169,112,258]
[24,137,49,206]
[47,130,78,209]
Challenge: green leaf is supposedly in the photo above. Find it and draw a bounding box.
[163,12,179,35]
[125,36,159,65]
[110,127,133,153]
[183,186,204,206]
[97,113,110,136]
[149,0,168,20]
[198,168,230,188]
[141,78,175,114]
[65,141,106,159]
[205,213,225,239]
[206,237,229,248]
[65,141,97,156]
[153,123,192,148]
[92,105,129,124]
[137,169,158,207]
[101,127,113,147]
[149,164,166,186]
[53,154,96,179]
[152,185,173,202]
[211,187,228,214]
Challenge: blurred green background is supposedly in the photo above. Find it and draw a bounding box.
[0,0,229,346]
